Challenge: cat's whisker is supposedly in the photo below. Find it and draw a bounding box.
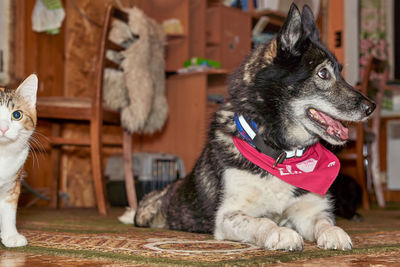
[28,147,40,169]
[29,135,47,155]
[32,131,50,142]
[31,132,49,149]
[28,146,44,169]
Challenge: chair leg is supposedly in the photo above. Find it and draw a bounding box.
[357,156,370,210]
[90,120,108,215]
[123,130,137,210]
[50,123,61,209]
[356,124,370,210]
[371,139,385,207]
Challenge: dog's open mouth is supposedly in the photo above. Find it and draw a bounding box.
[308,108,349,141]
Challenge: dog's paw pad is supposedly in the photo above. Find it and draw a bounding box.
[264,227,304,251]
[317,226,352,250]
[2,234,28,247]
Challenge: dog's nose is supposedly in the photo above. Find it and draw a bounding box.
[361,99,376,116]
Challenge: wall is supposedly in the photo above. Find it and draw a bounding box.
[344,0,359,86]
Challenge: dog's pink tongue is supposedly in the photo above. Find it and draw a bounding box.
[318,111,349,140]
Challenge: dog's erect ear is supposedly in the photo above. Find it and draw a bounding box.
[301,5,320,41]
[277,3,303,54]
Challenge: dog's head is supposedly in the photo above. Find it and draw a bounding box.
[229,3,375,149]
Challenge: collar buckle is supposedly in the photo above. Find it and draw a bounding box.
[273,152,287,168]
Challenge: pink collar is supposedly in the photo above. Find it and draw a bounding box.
[232,136,340,195]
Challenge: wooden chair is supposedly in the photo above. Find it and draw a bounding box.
[36,5,138,215]
[338,57,391,210]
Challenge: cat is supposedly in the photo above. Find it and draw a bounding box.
[0,74,38,247]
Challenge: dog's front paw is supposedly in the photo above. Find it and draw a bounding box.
[2,233,28,247]
[317,226,352,250]
[264,226,304,251]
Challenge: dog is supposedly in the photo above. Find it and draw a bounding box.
[135,3,375,251]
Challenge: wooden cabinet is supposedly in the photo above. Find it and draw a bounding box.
[206,6,251,72]
[140,0,251,73]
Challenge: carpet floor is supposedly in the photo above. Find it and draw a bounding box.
[1,205,400,266]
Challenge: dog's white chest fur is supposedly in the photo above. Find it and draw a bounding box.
[213,167,352,251]
[218,168,297,218]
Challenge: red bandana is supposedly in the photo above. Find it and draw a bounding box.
[232,136,340,195]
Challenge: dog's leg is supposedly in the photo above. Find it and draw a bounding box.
[135,186,169,228]
[215,210,304,251]
[313,217,352,250]
[285,194,352,250]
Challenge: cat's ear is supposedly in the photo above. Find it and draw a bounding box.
[16,74,38,107]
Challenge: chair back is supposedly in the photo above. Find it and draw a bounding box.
[357,57,390,208]
[93,5,129,118]
[360,57,389,126]
[360,57,388,95]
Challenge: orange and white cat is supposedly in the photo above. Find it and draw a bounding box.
[0,74,37,247]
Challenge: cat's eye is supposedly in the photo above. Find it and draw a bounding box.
[11,110,23,121]
[318,68,330,80]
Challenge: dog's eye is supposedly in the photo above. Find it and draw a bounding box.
[318,68,330,80]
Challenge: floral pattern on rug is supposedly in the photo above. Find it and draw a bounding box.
[20,229,400,263]
[11,207,400,265]
[271,250,400,266]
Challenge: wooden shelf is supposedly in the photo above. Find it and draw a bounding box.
[206,68,229,75]
[167,33,187,45]
[251,9,286,19]
[170,68,229,79]
[250,10,286,27]
[167,33,186,39]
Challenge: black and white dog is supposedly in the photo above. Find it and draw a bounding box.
[135,4,375,251]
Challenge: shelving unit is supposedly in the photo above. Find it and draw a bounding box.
[247,1,286,26]
[140,0,190,72]
[244,2,286,47]
[250,10,286,32]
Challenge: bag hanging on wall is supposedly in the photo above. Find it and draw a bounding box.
[32,0,65,34]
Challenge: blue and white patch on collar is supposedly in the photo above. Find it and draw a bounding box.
[234,114,258,147]
[234,114,306,159]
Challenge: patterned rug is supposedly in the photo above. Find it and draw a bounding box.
[3,206,400,266]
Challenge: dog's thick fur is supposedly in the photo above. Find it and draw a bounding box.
[135,4,375,251]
